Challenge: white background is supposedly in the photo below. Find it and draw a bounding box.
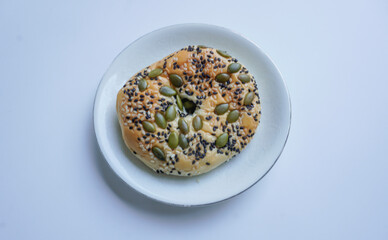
[1,0,387,239]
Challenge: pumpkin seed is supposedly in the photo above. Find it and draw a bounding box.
[215,73,230,83]
[193,115,203,131]
[165,105,176,122]
[238,74,250,83]
[176,95,183,110]
[178,118,189,134]
[227,63,241,73]
[178,134,188,149]
[155,112,167,129]
[168,132,179,149]
[138,78,148,92]
[152,146,165,161]
[243,92,255,106]
[216,49,231,58]
[216,133,228,148]
[142,121,155,133]
[183,101,196,111]
[149,68,163,78]
[227,110,240,123]
[159,86,177,96]
[197,45,208,48]
[169,74,183,87]
[214,103,229,115]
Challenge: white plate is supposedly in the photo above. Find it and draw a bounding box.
[94,23,291,207]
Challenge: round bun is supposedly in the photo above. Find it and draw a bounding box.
[116,45,261,176]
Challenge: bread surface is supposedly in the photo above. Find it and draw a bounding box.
[117,45,261,176]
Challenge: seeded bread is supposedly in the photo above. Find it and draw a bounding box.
[116,45,261,176]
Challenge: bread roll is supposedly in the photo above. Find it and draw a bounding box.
[117,45,261,176]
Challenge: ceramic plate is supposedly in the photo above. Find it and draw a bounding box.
[94,23,291,207]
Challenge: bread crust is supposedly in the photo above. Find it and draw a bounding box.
[117,46,261,176]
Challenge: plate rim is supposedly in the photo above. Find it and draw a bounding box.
[93,23,292,207]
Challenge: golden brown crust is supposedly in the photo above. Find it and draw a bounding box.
[116,46,261,176]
